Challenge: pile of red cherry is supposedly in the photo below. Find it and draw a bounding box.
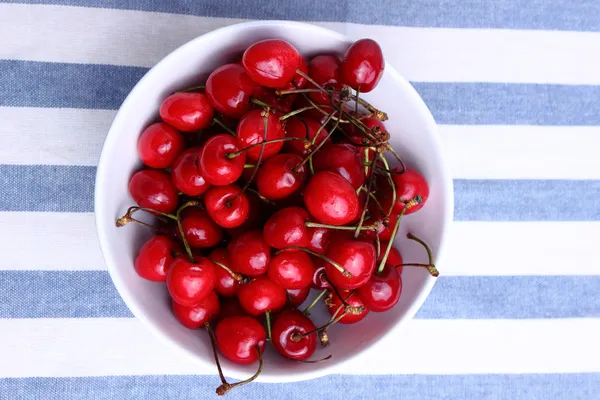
[117,37,438,395]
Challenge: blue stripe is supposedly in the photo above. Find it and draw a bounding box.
[3,60,600,125]
[2,374,599,400]
[2,165,600,221]
[3,0,600,31]
[2,272,599,319]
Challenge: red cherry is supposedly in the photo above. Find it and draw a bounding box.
[312,143,365,189]
[377,243,403,266]
[271,308,317,361]
[311,265,331,290]
[357,265,402,312]
[166,255,216,307]
[242,39,300,88]
[216,297,247,322]
[204,184,250,228]
[129,169,178,214]
[215,316,266,364]
[307,220,332,254]
[268,251,314,290]
[159,92,214,132]
[236,109,285,162]
[171,147,211,196]
[227,230,271,277]
[237,275,287,316]
[199,134,246,185]
[379,169,429,215]
[225,190,267,238]
[322,238,376,290]
[256,153,307,200]
[263,206,311,249]
[326,289,369,324]
[250,86,293,115]
[286,286,311,307]
[205,63,256,118]
[307,55,342,105]
[172,291,220,329]
[179,208,223,248]
[137,122,185,169]
[340,39,384,93]
[284,56,308,90]
[379,211,399,241]
[209,248,239,297]
[283,117,331,157]
[134,235,178,282]
[303,171,359,226]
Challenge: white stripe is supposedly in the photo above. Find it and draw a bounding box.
[1,318,598,377]
[2,4,600,84]
[1,212,597,276]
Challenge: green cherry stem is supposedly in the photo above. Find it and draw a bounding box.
[277,246,353,278]
[404,232,439,277]
[353,157,377,238]
[378,155,397,218]
[208,258,244,282]
[212,117,236,136]
[116,206,178,228]
[205,322,228,387]
[304,221,381,231]
[175,200,202,263]
[265,311,272,342]
[278,106,316,121]
[302,289,328,315]
[227,137,306,159]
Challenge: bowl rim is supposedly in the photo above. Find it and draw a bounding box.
[94,19,454,383]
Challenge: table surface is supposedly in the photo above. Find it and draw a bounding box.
[1,1,600,399]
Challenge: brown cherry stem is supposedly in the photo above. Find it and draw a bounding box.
[249,97,286,115]
[354,156,377,238]
[276,88,324,96]
[304,221,381,231]
[213,117,236,136]
[311,110,333,147]
[116,206,178,229]
[300,93,350,123]
[244,163,256,168]
[375,232,381,261]
[205,322,228,387]
[378,155,397,218]
[227,137,305,159]
[277,246,353,278]
[290,311,347,342]
[279,106,316,121]
[209,258,244,282]
[405,232,439,277]
[354,85,360,116]
[385,144,407,174]
[246,187,277,206]
[302,289,328,315]
[176,200,202,263]
[357,186,386,215]
[394,262,439,277]
[375,165,406,175]
[216,346,263,396]
[342,85,388,121]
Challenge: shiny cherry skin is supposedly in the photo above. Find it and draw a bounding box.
[379,168,429,215]
[263,206,311,250]
[172,291,220,329]
[286,286,311,307]
[134,235,178,282]
[199,134,246,185]
[159,92,214,133]
[326,289,369,324]
[179,208,223,248]
[307,55,342,105]
[284,55,308,90]
[227,230,271,277]
[311,265,331,290]
[312,143,365,189]
[209,248,240,297]
[205,63,256,118]
[256,153,307,200]
[171,147,211,196]
[129,169,178,213]
[237,275,287,316]
[303,171,359,226]
[204,184,249,228]
[322,238,376,290]
[357,265,402,312]
[236,109,285,162]
[166,255,216,307]
[225,189,266,238]
[271,308,317,361]
[283,117,331,157]
[268,251,314,290]
[215,316,266,364]
[340,39,384,93]
[137,122,185,169]
[377,242,403,266]
[242,39,300,88]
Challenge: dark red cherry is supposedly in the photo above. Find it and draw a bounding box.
[199,134,246,185]
[322,238,376,290]
[263,206,311,249]
[242,39,300,88]
[379,168,429,215]
[307,55,342,105]
[268,251,314,290]
[250,86,293,115]
[215,316,266,364]
[236,109,285,162]
[179,208,223,248]
[171,147,211,196]
[159,92,214,132]
[286,286,311,307]
[227,230,271,277]
[225,189,267,238]
[172,291,220,329]
[204,184,249,228]
[303,171,359,226]
[271,308,317,361]
[377,242,403,266]
[216,297,247,322]
[306,218,332,254]
[340,39,384,93]
[326,289,369,324]
[134,235,178,282]
[312,143,365,189]
[209,248,239,297]
[137,122,185,169]
[129,169,178,213]
[237,275,287,316]
[256,153,307,200]
[205,63,256,118]
[283,117,331,157]
[166,255,216,307]
[357,264,402,312]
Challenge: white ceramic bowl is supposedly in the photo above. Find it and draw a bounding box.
[95,20,453,383]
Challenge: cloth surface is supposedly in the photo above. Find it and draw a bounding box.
[1,1,599,399]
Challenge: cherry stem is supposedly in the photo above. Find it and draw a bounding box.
[265,311,272,342]
[405,233,439,277]
[226,137,306,159]
[295,69,329,96]
[277,246,353,278]
[178,84,205,93]
[378,155,397,218]
[376,195,422,275]
[116,206,178,229]
[354,86,360,116]
[277,88,324,96]
[323,277,350,308]
[375,233,381,261]
[357,186,385,215]
[249,97,287,115]
[216,346,263,396]
[208,258,244,282]
[304,221,380,231]
[234,108,270,200]
[278,106,316,121]
[299,92,350,123]
[175,200,202,263]
[375,165,405,175]
[213,117,235,136]
[205,322,228,387]
[354,157,377,238]
[246,187,276,206]
[385,144,407,174]
[394,262,439,277]
[302,289,328,315]
[290,308,348,342]
[311,110,333,147]
[343,84,388,121]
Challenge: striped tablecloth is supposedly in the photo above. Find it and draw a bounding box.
[2,1,599,399]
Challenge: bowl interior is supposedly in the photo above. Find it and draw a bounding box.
[95,20,453,383]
